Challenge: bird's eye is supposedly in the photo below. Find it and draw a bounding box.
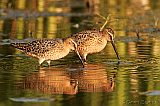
[107,28,114,35]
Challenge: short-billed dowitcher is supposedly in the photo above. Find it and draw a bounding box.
[11,38,76,66]
[70,28,120,65]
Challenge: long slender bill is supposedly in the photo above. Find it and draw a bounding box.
[111,40,120,60]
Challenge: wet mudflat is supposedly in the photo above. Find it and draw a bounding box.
[1,0,160,106]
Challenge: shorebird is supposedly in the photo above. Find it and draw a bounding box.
[69,28,120,65]
[11,38,77,66]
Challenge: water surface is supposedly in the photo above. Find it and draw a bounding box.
[1,0,160,106]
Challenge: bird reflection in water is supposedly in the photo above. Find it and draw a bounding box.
[18,67,78,95]
[70,64,115,93]
[17,64,115,95]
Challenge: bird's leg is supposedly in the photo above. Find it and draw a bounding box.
[70,39,85,67]
[82,54,87,65]
[38,58,45,68]
[47,60,51,67]
[38,63,43,69]
[76,51,85,67]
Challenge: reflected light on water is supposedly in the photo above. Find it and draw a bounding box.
[16,64,114,95]
[1,0,160,106]
[76,64,114,92]
[19,67,78,95]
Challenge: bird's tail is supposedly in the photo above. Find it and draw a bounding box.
[11,43,28,51]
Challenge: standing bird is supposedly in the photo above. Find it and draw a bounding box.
[11,38,77,66]
[70,28,120,65]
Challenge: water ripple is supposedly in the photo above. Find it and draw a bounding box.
[9,97,55,102]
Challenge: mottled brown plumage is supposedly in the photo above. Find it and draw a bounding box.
[70,28,120,64]
[11,38,76,66]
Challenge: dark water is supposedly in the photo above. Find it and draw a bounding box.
[1,0,160,106]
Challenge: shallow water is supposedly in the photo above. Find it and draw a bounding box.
[1,0,160,106]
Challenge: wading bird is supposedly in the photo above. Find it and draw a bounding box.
[69,28,120,65]
[11,38,77,66]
